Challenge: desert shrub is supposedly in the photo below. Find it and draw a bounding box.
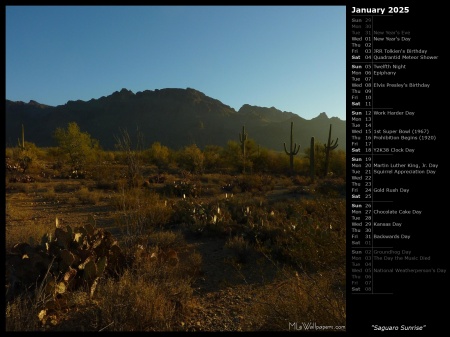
[42,186,58,202]
[39,146,59,163]
[98,150,116,162]
[54,182,79,193]
[175,144,204,174]
[96,179,120,191]
[97,268,193,331]
[144,142,171,170]
[114,128,145,188]
[171,199,197,225]
[264,198,346,271]
[291,174,311,186]
[236,174,274,194]
[97,230,197,331]
[67,197,79,206]
[203,145,226,172]
[6,147,14,158]
[90,161,123,191]
[53,122,100,173]
[183,251,203,278]
[75,186,100,205]
[147,230,185,250]
[290,155,309,176]
[9,182,31,193]
[250,147,271,173]
[244,268,345,331]
[199,183,223,197]
[10,141,41,174]
[224,235,251,264]
[221,140,242,173]
[171,198,233,237]
[112,188,173,238]
[222,193,267,226]
[329,149,346,179]
[316,177,346,197]
[161,180,200,198]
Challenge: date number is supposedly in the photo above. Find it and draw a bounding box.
[388,7,409,13]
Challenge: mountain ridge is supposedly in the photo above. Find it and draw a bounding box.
[5,87,346,152]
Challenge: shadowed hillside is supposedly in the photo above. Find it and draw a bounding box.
[6,88,346,151]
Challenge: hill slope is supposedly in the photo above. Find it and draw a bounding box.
[5,87,346,151]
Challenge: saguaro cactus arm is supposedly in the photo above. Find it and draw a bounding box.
[239,126,247,147]
[324,124,339,176]
[324,124,339,151]
[283,122,300,155]
[283,121,300,172]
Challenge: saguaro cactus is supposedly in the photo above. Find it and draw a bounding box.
[310,137,315,182]
[324,124,339,176]
[283,121,300,172]
[239,126,248,173]
[18,124,25,150]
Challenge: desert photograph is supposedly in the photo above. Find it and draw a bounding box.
[5,6,346,331]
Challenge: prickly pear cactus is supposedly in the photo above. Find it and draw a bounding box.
[5,216,125,305]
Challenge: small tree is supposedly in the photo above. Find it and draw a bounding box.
[53,122,99,173]
[177,144,204,174]
[223,140,242,172]
[146,141,170,171]
[203,145,225,172]
[252,146,271,173]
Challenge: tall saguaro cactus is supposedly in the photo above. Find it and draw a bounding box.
[310,137,315,182]
[324,124,339,176]
[18,124,25,151]
[239,125,248,173]
[283,121,300,172]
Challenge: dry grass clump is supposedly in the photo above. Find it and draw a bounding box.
[75,186,101,205]
[7,182,31,193]
[42,186,56,198]
[315,177,346,197]
[96,269,194,331]
[112,188,173,237]
[95,231,200,331]
[5,199,52,252]
[244,267,346,331]
[264,198,346,272]
[224,235,251,264]
[53,182,79,193]
[147,230,185,249]
[90,162,123,191]
[6,293,42,331]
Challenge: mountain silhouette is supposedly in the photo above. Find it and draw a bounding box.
[5,87,346,152]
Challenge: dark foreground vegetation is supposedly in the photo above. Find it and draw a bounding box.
[5,123,346,331]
